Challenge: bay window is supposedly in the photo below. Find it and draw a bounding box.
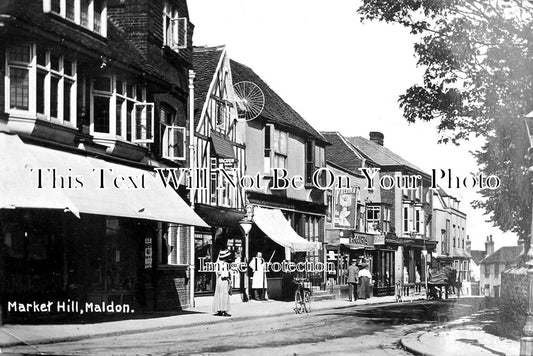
[43,0,107,37]
[6,44,77,125]
[366,205,380,233]
[90,75,153,143]
[7,45,31,111]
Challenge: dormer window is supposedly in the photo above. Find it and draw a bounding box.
[163,1,187,50]
[43,0,107,37]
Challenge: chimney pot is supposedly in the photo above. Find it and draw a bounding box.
[369,131,384,146]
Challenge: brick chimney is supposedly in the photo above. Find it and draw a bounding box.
[485,235,494,256]
[369,131,384,146]
[466,235,471,254]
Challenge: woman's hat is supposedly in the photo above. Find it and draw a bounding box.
[218,249,231,261]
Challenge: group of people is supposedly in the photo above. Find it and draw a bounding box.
[346,259,373,302]
[212,251,268,317]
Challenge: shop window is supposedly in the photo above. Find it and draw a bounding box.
[6,44,77,125]
[163,1,188,50]
[195,232,214,293]
[43,0,107,36]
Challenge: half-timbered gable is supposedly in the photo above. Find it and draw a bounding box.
[193,46,245,210]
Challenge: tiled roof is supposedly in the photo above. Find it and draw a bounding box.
[470,250,486,264]
[320,132,364,173]
[2,0,168,84]
[480,246,524,265]
[346,136,428,175]
[229,59,327,144]
[192,47,225,126]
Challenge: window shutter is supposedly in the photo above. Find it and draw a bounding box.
[177,17,187,48]
[163,125,185,160]
[305,141,315,184]
[134,103,154,143]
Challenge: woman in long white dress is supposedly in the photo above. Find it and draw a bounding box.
[212,249,232,316]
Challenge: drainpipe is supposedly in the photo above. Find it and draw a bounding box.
[188,70,196,308]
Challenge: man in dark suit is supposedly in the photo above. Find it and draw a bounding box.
[346,260,359,302]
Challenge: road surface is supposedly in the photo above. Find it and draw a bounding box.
[1,300,470,355]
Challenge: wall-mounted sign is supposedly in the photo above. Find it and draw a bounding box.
[145,237,152,269]
[349,233,370,246]
[334,189,358,228]
[374,234,385,245]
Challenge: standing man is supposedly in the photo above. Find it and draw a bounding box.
[249,252,267,300]
[346,259,359,302]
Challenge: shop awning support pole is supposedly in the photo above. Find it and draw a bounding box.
[188,70,196,308]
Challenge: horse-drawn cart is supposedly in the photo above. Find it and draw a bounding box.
[427,267,461,300]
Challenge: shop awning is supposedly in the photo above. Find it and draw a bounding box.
[253,207,320,252]
[0,133,79,216]
[0,133,209,227]
[210,130,235,160]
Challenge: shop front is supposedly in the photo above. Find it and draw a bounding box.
[193,204,246,303]
[324,229,399,297]
[247,206,321,300]
[0,133,209,321]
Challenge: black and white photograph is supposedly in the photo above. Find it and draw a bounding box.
[0,0,532,355]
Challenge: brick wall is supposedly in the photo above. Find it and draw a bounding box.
[155,266,190,310]
[500,267,528,333]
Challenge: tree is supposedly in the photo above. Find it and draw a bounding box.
[358,0,533,245]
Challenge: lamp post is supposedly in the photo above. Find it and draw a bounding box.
[239,205,254,302]
[421,248,428,298]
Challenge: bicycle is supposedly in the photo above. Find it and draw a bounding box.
[293,277,311,314]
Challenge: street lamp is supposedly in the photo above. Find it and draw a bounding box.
[421,248,428,298]
[239,205,254,302]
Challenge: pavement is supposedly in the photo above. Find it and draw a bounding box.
[0,294,413,348]
[400,308,520,356]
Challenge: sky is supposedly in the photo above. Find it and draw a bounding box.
[188,0,520,251]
